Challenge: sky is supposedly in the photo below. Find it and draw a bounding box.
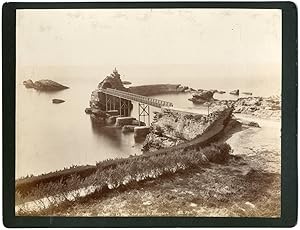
[16,9,282,68]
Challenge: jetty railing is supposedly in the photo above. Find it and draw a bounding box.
[98,88,173,108]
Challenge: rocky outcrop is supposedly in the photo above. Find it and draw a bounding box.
[188,90,215,104]
[97,68,127,91]
[204,96,281,120]
[142,107,233,152]
[230,89,239,95]
[23,79,69,91]
[128,84,189,96]
[88,68,133,124]
[52,99,65,104]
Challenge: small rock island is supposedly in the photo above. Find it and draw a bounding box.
[23,79,69,91]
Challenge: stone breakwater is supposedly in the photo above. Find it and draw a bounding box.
[143,107,233,152]
[128,84,191,96]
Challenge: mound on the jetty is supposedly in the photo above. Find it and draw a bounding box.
[23,79,69,91]
[143,107,233,152]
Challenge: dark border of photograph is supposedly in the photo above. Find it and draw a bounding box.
[2,1,297,228]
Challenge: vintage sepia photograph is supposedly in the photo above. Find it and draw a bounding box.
[15,8,282,217]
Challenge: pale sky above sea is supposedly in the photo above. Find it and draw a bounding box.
[16,9,281,65]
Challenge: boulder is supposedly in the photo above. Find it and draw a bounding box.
[230,89,239,95]
[52,99,65,104]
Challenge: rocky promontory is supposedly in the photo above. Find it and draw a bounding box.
[23,79,69,91]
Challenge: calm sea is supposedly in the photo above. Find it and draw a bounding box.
[16,65,281,178]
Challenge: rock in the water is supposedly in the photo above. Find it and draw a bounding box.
[52,99,65,104]
[242,92,252,95]
[98,68,127,90]
[24,79,69,91]
[216,90,226,94]
[89,68,132,117]
[189,90,215,104]
[230,89,239,95]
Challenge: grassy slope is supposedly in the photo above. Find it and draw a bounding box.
[30,156,280,217]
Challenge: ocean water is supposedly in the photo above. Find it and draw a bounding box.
[16,65,281,178]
